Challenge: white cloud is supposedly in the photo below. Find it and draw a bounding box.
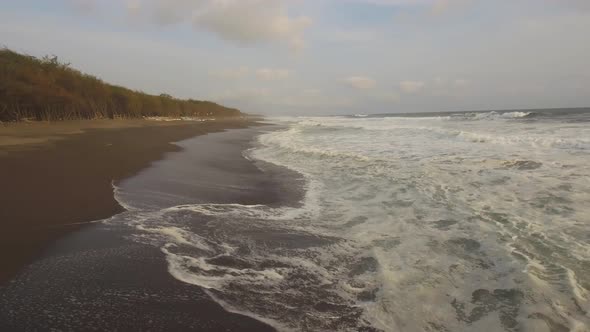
[130,0,312,51]
[256,68,292,80]
[400,80,425,93]
[346,76,377,89]
[194,1,311,51]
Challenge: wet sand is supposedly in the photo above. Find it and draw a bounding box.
[0,125,302,331]
[0,119,250,283]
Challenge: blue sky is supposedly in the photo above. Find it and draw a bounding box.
[1,0,589,115]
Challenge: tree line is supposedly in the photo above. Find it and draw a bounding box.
[0,48,242,122]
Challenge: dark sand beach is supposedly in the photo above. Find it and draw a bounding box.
[0,121,303,331]
[0,119,252,284]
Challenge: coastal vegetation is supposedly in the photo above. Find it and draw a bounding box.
[0,48,241,122]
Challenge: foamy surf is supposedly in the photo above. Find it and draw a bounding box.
[112,109,590,331]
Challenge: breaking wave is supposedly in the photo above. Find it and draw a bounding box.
[115,110,590,331]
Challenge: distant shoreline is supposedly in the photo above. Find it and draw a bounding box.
[0,118,254,283]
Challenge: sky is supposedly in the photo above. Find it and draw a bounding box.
[1,0,589,115]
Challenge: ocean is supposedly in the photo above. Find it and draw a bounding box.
[116,108,590,331]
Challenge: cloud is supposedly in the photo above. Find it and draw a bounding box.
[256,68,291,80]
[346,76,377,89]
[131,0,312,51]
[195,1,312,50]
[400,80,425,93]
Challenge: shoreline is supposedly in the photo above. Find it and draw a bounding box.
[0,119,254,284]
[0,125,304,331]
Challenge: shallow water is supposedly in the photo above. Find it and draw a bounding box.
[116,109,590,331]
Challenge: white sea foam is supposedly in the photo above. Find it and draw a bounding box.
[115,111,590,331]
[112,182,138,211]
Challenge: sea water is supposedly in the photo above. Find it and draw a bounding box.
[117,109,590,331]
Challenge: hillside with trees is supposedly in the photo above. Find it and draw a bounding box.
[0,48,242,122]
